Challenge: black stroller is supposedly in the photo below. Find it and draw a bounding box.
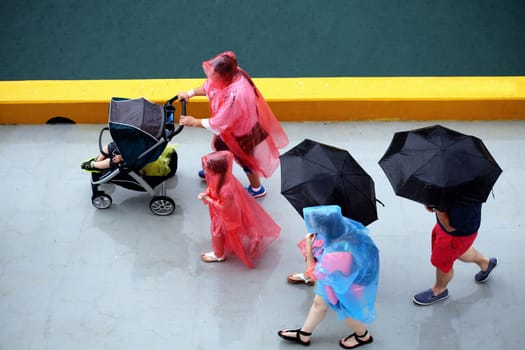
[90,96,184,215]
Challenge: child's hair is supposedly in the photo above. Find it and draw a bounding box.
[203,151,232,197]
[205,155,229,175]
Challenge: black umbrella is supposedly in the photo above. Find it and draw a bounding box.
[378,124,502,210]
[280,139,379,226]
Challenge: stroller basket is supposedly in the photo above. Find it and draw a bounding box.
[89,96,185,216]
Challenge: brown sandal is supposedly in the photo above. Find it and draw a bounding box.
[287,273,315,286]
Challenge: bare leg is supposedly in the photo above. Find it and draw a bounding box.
[279,295,329,343]
[458,246,490,270]
[301,295,329,332]
[93,158,111,170]
[433,267,453,295]
[246,172,261,188]
[211,234,225,258]
[340,318,372,348]
[96,145,110,161]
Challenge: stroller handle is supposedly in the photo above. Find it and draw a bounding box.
[164,95,186,139]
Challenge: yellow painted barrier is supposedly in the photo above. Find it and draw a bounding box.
[1,77,524,124]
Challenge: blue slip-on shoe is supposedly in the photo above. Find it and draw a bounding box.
[413,288,449,306]
[475,257,498,283]
[246,185,267,198]
[198,169,206,179]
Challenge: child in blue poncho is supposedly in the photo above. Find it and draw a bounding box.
[278,205,380,349]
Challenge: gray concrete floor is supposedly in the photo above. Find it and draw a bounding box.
[0,121,524,350]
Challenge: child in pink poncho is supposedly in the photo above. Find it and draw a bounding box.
[179,51,289,198]
[197,150,281,268]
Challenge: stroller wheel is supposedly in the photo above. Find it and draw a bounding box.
[150,196,175,216]
[92,193,112,209]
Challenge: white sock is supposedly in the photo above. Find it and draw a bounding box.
[250,186,261,191]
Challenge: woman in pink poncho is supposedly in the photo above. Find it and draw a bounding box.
[179,51,289,198]
[197,150,281,268]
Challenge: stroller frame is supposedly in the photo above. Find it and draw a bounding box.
[90,96,185,216]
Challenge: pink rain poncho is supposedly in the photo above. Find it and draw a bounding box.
[202,51,289,178]
[300,205,380,323]
[201,151,281,268]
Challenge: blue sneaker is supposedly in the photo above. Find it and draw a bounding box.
[198,169,205,179]
[413,288,449,306]
[475,257,498,283]
[246,185,266,198]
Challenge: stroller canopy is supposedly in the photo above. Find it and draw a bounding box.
[109,97,166,169]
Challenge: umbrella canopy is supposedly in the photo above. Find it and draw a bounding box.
[280,139,379,226]
[378,124,502,210]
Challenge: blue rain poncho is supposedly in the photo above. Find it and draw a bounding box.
[303,205,380,323]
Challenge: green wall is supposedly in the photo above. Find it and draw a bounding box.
[1,0,524,80]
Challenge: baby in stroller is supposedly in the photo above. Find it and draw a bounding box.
[81,96,185,216]
[81,141,122,172]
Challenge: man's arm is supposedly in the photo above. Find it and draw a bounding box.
[435,209,456,232]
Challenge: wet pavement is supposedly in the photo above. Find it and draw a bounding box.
[0,120,523,349]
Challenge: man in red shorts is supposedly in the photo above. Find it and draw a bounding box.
[413,203,498,306]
